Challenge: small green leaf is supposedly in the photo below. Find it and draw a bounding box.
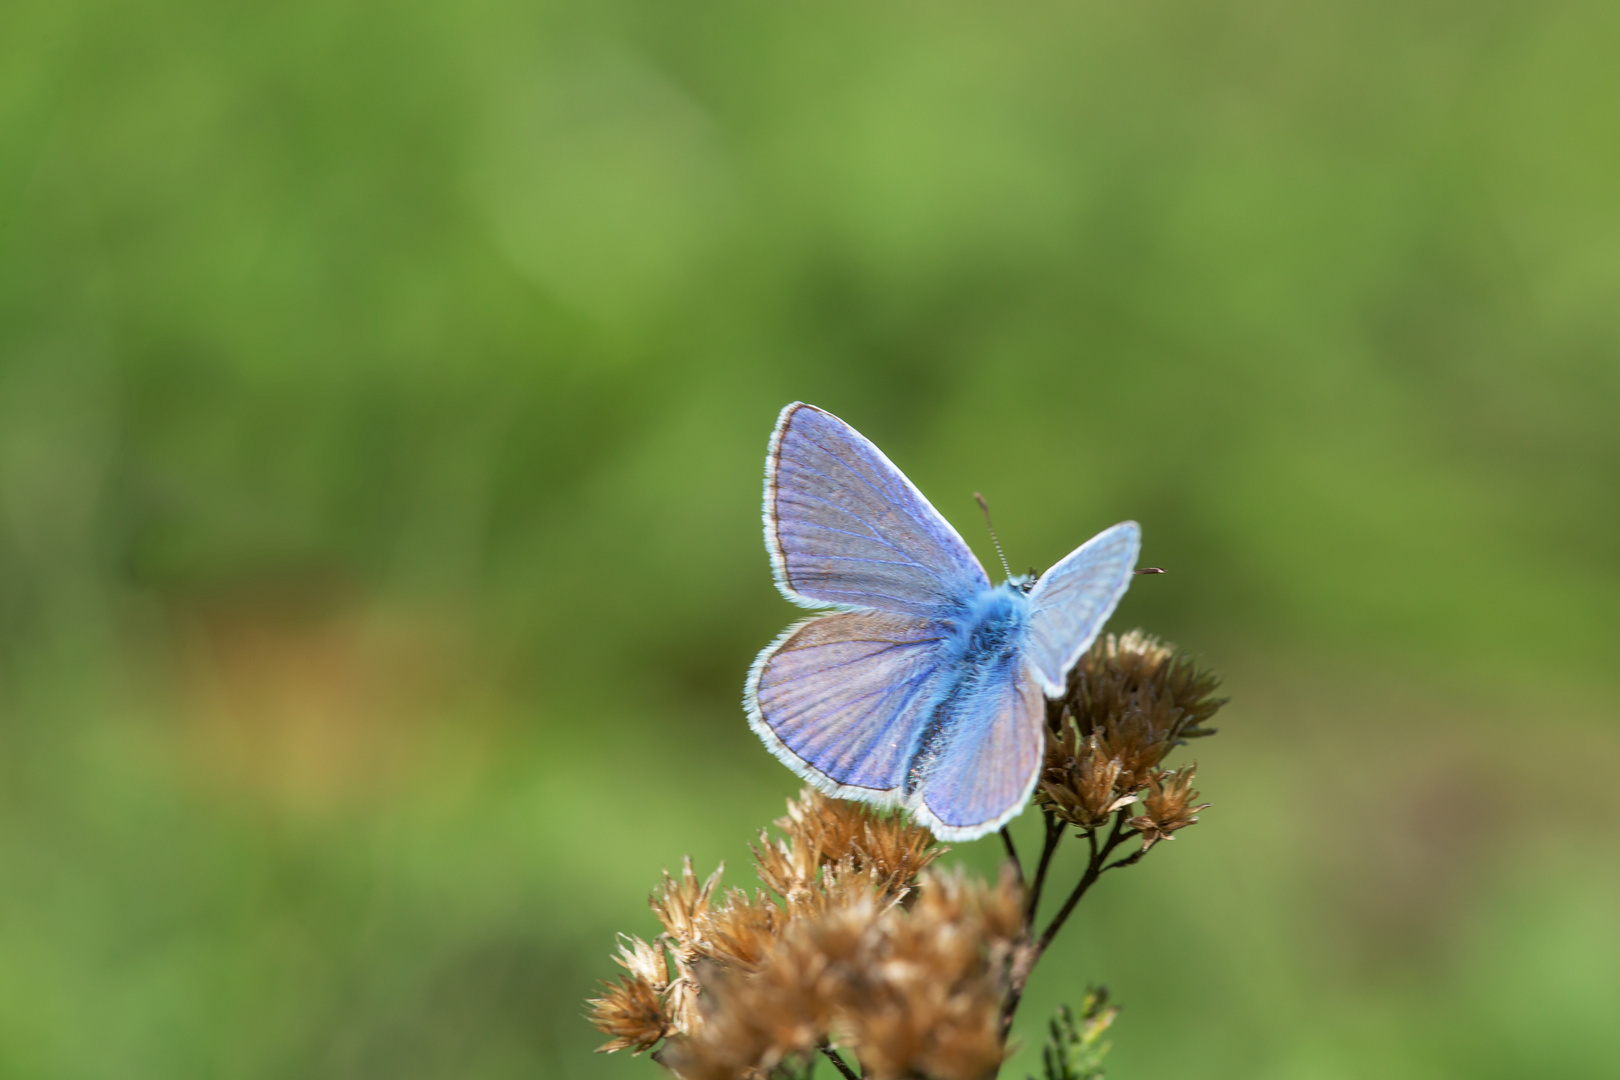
[1033,987,1118,1080]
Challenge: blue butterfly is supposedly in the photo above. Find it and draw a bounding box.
[745,403,1143,841]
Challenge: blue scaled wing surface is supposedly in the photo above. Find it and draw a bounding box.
[749,402,986,803]
[909,660,1047,840]
[1024,521,1141,697]
[917,522,1140,837]
[763,402,990,617]
[747,401,1144,841]
[748,610,949,799]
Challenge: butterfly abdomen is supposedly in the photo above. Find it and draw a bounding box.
[902,585,1031,796]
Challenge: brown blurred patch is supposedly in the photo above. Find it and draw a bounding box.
[1248,663,1611,979]
[1313,745,1503,970]
[172,574,467,814]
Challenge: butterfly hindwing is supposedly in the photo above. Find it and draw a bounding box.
[766,403,990,617]
[747,610,949,796]
[1025,521,1141,696]
[912,661,1046,841]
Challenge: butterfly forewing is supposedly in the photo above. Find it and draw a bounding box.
[766,403,990,617]
[1024,521,1141,696]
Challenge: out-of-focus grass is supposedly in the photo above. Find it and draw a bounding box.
[1,0,1617,1076]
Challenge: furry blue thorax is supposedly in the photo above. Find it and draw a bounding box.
[940,583,1032,674]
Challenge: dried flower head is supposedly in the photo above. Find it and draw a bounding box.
[832,867,1018,1080]
[1039,632,1225,824]
[1127,765,1210,850]
[667,866,1019,1080]
[1038,728,1137,829]
[770,787,942,896]
[1092,692,1178,792]
[587,969,669,1055]
[698,888,790,971]
[664,891,884,1080]
[652,857,725,961]
[1063,630,1225,745]
[592,788,949,1068]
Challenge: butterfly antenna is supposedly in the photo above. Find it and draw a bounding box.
[973,492,1015,582]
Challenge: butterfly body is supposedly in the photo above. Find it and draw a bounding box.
[904,583,1030,792]
[746,403,1141,841]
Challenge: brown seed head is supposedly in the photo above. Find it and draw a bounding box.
[1094,692,1178,792]
[664,866,1018,1080]
[1063,630,1226,745]
[1127,765,1211,850]
[586,972,668,1055]
[670,946,830,1080]
[1038,731,1137,829]
[595,789,975,1067]
[652,856,725,959]
[697,888,790,971]
[909,864,1024,946]
[1042,632,1226,815]
[843,868,1016,1080]
[771,787,942,897]
[613,933,670,990]
[662,887,881,1080]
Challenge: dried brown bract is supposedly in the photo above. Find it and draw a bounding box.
[1040,633,1226,823]
[616,934,672,990]
[771,787,942,896]
[1038,730,1137,829]
[653,857,726,962]
[1128,766,1210,850]
[669,867,1017,1080]
[750,831,822,910]
[594,787,951,1072]
[588,968,669,1054]
[1063,630,1225,746]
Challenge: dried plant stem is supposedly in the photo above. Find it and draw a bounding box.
[1035,814,1135,956]
[1023,814,1064,927]
[818,1042,861,1080]
[999,827,1023,888]
[1000,810,1143,1040]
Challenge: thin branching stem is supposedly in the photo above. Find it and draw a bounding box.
[1024,814,1064,929]
[1101,846,1146,874]
[1000,808,1148,1040]
[819,1043,861,1080]
[1036,813,1134,954]
[1000,827,1024,888]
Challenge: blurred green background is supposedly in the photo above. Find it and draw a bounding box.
[3,0,1618,1076]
